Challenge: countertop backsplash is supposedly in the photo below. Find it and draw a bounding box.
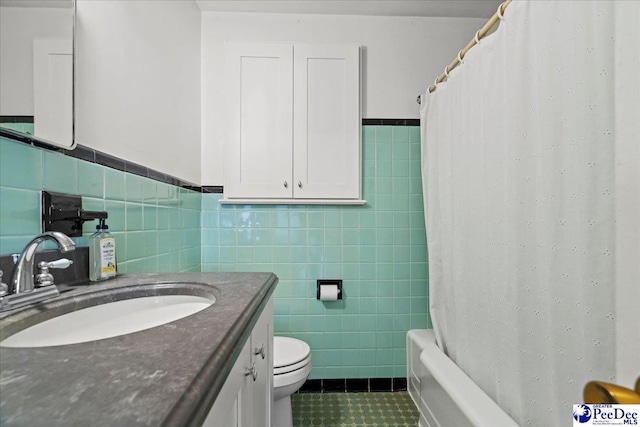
[0,247,90,287]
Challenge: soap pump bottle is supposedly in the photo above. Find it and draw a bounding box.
[89,218,117,281]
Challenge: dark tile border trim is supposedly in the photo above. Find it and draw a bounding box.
[362,118,420,126]
[370,377,392,392]
[93,150,124,171]
[298,377,407,394]
[0,115,34,123]
[201,186,224,194]
[3,119,419,192]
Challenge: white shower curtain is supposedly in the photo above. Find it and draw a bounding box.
[421,1,638,426]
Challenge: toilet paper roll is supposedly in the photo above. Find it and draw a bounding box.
[319,284,339,301]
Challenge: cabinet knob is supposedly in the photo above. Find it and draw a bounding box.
[298,181,302,188]
[244,363,257,381]
[284,181,288,188]
[254,344,266,360]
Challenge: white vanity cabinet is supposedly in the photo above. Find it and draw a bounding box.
[202,297,274,427]
[222,42,363,204]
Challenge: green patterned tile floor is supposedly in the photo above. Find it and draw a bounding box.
[292,392,419,427]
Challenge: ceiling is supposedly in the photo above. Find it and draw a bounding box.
[195,0,502,19]
[0,0,501,18]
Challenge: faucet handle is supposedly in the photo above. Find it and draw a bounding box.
[45,258,74,269]
[35,259,73,288]
[36,262,55,287]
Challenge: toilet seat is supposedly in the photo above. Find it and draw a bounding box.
[274,336,311,376]
[274,354,311,375]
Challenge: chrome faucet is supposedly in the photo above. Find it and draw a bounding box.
[0,232,75,312]
[11,232,75,294]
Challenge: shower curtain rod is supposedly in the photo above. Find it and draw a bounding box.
[417,0,512,103]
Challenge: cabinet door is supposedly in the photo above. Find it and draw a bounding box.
[202,339,251,427]
[238,339,254,427]
[224,42,293,198]
[252,298,273,426]
[293,44,360,199]
[201,297,274,427]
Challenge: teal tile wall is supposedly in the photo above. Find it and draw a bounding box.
[201,126,431,379]
[1,125,430,379]
[0,137,201,273]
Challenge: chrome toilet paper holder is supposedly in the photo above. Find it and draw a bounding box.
[317,279,343,300]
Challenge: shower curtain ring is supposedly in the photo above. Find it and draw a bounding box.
[457,50,465,64]
[444,66,449,78]
[474,30,482,44]
[497,2,505,20]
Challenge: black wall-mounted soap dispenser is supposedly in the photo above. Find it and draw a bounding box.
[42,191,108,237]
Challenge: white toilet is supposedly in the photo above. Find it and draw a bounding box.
[273,336,312,427]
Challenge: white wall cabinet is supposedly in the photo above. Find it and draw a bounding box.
[222,42,364,204]
[202,297,274,427]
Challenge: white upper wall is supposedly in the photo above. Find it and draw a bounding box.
[201,12,486,185]
[75,0,202,184]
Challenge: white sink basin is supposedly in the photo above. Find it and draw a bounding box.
[1,294,214,348]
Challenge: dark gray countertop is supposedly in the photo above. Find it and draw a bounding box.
[0,272,278,427]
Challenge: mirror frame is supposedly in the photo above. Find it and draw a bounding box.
[0,0,76,150]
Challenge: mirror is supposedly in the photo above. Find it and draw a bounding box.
[0,0,75,149]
